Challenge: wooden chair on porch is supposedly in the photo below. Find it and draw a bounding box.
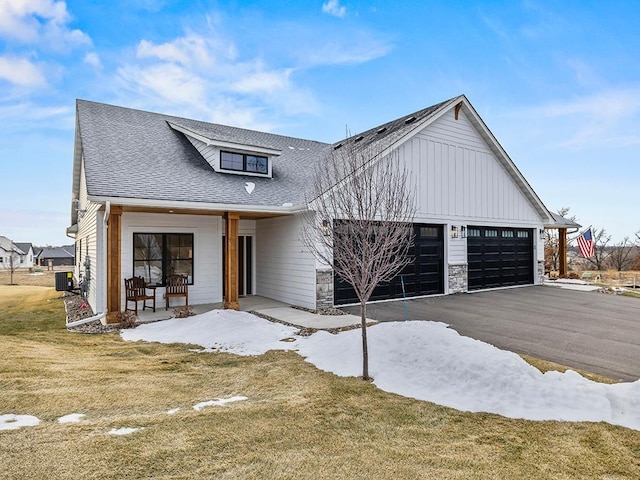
[124,277,156,314]
[165,274,189,310]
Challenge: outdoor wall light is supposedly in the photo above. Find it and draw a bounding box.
[450,225,459,239]
[461,226,467,238]
[539,228,545,239]
[321,219,331,236]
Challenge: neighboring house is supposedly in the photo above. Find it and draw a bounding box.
[14,243,35,269]
[35,246,75,267]
[68,96,565,323]
[0,236,24,268]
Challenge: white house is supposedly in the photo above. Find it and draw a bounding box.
[0,236,24,268]
[67,95,561,323]
[15,243,34,269]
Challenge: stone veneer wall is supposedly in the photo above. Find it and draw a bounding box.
[316,269,334,309]
[448,263,468,294]
[537,260,545,285]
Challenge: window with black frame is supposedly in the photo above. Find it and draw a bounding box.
[220,150,268,174]
[133,233,193,286]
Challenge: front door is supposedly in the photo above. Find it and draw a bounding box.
[222,235,253,296]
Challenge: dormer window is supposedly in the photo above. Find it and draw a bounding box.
[221,151,268,174]
[167,121,279,178]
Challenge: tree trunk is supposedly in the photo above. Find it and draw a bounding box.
[360,300,369,380]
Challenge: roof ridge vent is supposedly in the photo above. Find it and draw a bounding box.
[354,135,364,143]
[404,116,417,124]
[376,127,387,134]
[334,143,343,150]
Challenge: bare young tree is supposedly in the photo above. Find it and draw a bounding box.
[2,247,21,285]
[606,237,636,271]
[302,139,416,380]
[584,228,611,271]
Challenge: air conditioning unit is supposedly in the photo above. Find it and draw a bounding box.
[55,271,74,292]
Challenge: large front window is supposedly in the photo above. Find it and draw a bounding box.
[221,150,268,174]
[133,233,193,286]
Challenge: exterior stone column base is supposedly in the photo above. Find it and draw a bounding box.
[537,260,545,284]
[316,269,334,309]
[448,263,468,293]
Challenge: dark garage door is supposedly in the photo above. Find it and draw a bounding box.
[334,223,444,305]
[467,226,533,290]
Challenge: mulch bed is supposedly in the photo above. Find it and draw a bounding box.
[63,292,120,334]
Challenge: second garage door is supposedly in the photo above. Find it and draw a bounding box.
[467,226,534,290]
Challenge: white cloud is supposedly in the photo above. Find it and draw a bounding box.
[322,0,346,18]
[137,34,216,68]
[84,52,102,70]
[0,0,90,50]
[116,33,319,130]
[232,69,293,94]
[532,88,640,148]
[117,63,208,107]
[295,28,393,67]
[0,56,47,88]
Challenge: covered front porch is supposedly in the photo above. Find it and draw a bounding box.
[103,204,320,324]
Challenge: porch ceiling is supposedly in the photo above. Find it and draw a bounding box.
[119,205,289,220]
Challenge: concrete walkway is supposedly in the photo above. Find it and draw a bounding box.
[136,295,363,330]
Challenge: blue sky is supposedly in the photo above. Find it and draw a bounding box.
[1,0,638,246]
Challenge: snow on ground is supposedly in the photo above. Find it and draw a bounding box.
[57,413,85,424]
[108,427,143,435]
[0,414,40,430]
[122,310,640,431]
[122,309,296,355]
[193,396,248,411]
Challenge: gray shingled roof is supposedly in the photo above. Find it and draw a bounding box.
[334,98,454,151]
[15,243,32,254]
[77,100,333,208]
[36,246,74,259]
[545,212,582,229]
[75,98,465,211]
[0,236,24,254]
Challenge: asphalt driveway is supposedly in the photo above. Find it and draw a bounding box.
[342,286,640,382]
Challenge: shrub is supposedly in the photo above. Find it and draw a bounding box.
[117,311,138,329]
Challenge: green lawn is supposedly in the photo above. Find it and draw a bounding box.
[1,285,639,479]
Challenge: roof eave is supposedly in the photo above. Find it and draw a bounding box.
[70,105,83,225]
[86,195,306,215]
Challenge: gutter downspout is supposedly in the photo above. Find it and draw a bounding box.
[66,311,108,328]
[104,200,111,226]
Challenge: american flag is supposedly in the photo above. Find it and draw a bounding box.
[577,228,595,258]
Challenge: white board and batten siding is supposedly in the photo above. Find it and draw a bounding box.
[75,160,103,313]
[399,108,544,264]
[120,213,222,308]
[256,214,317,309]
[400,108,542,225]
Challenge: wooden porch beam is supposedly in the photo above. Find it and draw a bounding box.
[224,212,240,310]
[106,206,123,323]
[558,227,567,278]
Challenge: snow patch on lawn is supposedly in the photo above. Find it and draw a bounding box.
[122,309,297,356]
[122,310,640,431]
[108,427,143,435]
[0,414,40,430]
[58,413,85,424]
[193,396,248,411]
